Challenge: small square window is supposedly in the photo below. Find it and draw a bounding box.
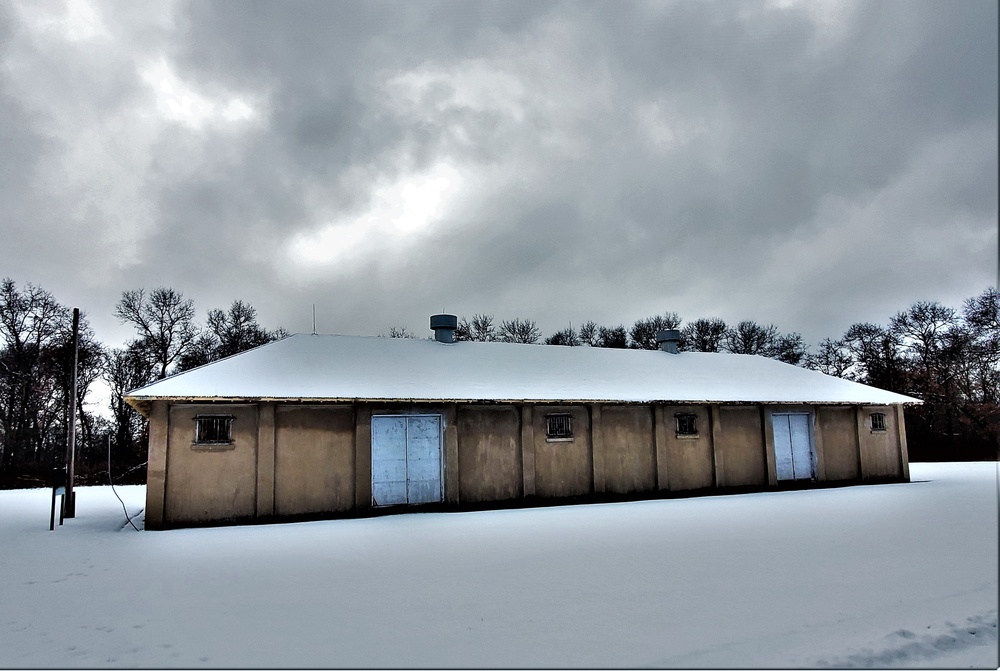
[546,414,573,440]
[194,415,234,445]
[675,413,698,436]
[870,412,886,432]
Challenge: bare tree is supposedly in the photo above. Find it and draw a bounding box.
[0,279,102,481]
[680,318,728,352]
[385,326,416,339]
[842,322,904,390]
[597,325,628,348]
[499,318,541,344]
[114,288,198,379]
[177,300,288,371]
[807,338,853,377]
[103,343,156,473]
[773,332,808,366]
[545,326,581,346]
[724,321,778,356]
[629,312,682,350]
[578,320,600,347]
[455,314,497,342]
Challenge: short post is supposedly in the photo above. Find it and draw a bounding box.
[50,467,66,531]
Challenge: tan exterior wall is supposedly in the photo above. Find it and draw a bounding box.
[859,405,903,480]
[273,406,356,516]
[600,406,656,494]
[146,398,910,528]
[533,405,592,498]
[712,406,767,487]
[456,405,522,503]
[817,406,860,481]
[661,405,714,491]
[164,404,258,525]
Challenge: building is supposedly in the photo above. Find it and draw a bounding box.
[125,316,919,529]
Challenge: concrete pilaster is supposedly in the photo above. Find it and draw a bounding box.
[354,405,372,508]
[444,404,459,504]
[144,401,169,529]
[895,404,910,481]
[653,405,669,490]
[520,405,535,497]
[591,404,604,494]
[255,402,275,518]
[710,404,722,487]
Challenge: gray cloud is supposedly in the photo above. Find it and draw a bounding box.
[1,0,996,349]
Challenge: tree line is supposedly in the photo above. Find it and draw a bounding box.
[390,287,1000,461]
[0,280,286,488]
[1,278,996,488]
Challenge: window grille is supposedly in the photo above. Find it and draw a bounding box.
[194,415,234,444]
[675,413,698,436]
[870,412,886,432]
[546,414,573,440]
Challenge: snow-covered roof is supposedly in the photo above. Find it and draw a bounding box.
[124,333,920,413]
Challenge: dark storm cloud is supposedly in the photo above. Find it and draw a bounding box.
[1,0,996,348]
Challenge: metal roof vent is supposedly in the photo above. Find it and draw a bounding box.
[430,314,458,343]
[656,329,681,354]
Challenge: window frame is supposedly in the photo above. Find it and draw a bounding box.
[675,413,699,437]
[870,412,887,433]
[545,413,574,441]
[193,414,235,446]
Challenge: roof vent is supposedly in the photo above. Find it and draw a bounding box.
[656,329,681,354]
[430,314,458,343]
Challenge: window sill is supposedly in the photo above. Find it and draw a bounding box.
[675,434,700,440]
[545,437,574,443]
[191,442,236,451]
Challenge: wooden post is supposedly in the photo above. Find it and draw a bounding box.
[63,308,80,519]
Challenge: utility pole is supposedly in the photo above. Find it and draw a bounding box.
[63,307,80,519]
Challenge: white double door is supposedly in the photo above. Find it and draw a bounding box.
[772,413,815,481]
[371,415,443,506]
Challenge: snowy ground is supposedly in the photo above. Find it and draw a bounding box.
[1,463,997,669]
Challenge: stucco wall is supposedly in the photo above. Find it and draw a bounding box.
[146,398,910,528]
[661,405,714,491]
[713,406,767,487]
[164,404,258,525]
[533,405,592,498]
[273,405,355,516]
[859,405,903,479]
[600,406,656,494]
[457,405,522,503]
[817,406,860,481]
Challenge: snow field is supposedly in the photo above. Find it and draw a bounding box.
[0,462,996,668]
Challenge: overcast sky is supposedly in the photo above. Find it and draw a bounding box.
[2,0,996,349]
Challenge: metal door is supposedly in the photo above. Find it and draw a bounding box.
[772,413,815,481]
[371,415,443,506]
